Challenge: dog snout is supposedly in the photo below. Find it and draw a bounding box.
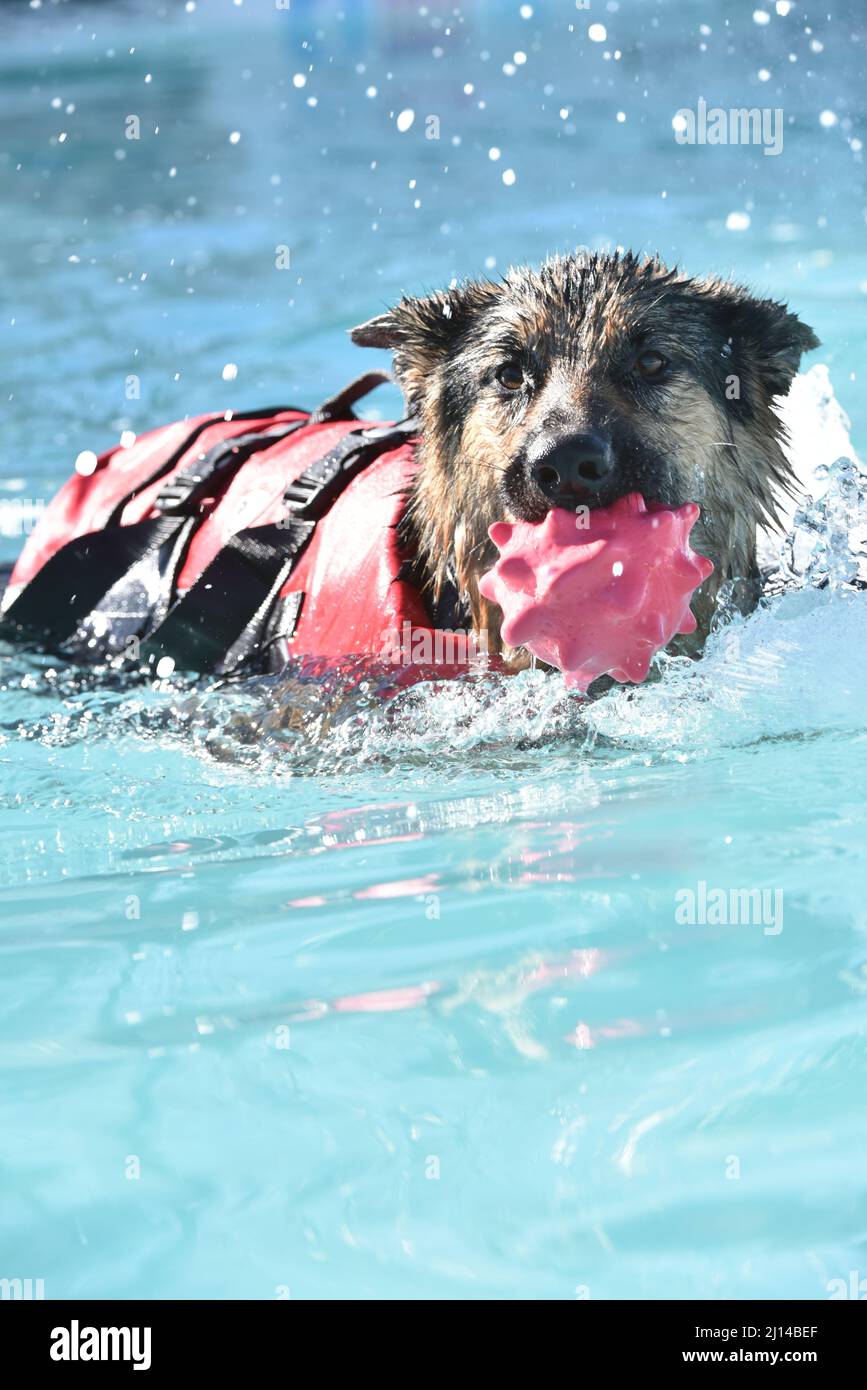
[529,433,614,506]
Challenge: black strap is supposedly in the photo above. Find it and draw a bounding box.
[0,419,309,648]
[106,405,305,524]
[70,516,200,661]
[150,421,306,515]
[1,378,414,670]
[0,516,187,645]
[283,419,416,520]
[257,591,306,666]
[143,418,419,674]
[141,522,313,675]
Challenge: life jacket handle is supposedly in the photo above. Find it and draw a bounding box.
[310,370,394,423]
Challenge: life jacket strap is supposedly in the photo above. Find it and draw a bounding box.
[141,520,314,675]
[282,419,416,521]
[0,417,307,650]
[0,514,190,649]
[0,376,415,674]
[105,404,305,524]
[152,422,301,515]
[141,418,418,674]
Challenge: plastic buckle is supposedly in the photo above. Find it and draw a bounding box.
[154,473,205,515]
[282,473,328,517]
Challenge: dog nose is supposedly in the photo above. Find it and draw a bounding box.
[530,433,614,504]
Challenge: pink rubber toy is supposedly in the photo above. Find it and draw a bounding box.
[479,493,714,692]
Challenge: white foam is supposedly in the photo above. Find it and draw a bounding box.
[762,364,861,560]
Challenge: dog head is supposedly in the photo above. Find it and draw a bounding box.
[351,252,818,642]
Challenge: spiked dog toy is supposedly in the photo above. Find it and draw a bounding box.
[479,493,714,692]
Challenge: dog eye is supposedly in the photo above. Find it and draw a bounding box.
[495,362,525,392]
[636,350,668,379]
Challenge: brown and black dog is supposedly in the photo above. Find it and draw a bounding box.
[351,250,818,663]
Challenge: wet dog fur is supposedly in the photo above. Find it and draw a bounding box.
[351,251,818,664]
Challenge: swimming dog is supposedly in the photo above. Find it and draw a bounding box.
[351,250,819,663]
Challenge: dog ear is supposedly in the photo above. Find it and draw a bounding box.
[708,284,820,398]
[351,281,504,348]
[350,312,405,349]
[733,296,819,397]
[349,283,500,407]
[350,287,485,352]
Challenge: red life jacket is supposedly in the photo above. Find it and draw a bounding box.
[0,374,500,687]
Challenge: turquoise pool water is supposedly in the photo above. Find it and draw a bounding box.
[2,0,866,1300]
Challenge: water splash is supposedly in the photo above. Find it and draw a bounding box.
[764,455,867,594]
[1,370,864,775]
